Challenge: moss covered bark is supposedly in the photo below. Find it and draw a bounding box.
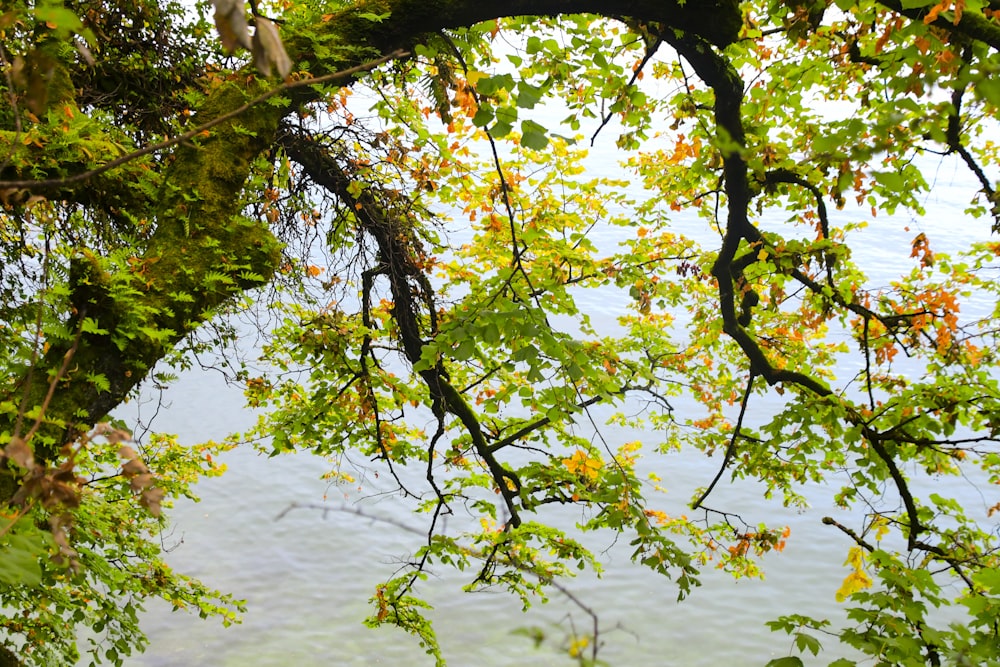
[5,82,285,461]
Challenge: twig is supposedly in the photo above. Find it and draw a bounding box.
[821,516,875,552]
[275,502,425,535]
[590,36,663,146]
[279,501,605,662]
[692,372,756,510]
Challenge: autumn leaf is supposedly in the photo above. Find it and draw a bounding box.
[562,449,602,480]
[252,17,292,79]
[835,547,873,602]
[4,437,34,471]
[211,0,252,53]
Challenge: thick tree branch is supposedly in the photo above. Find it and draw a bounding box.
[662,26,944,556]
[662,29,832,396]
[306,0,741,62]
[1,0,743,460]
[278,128,524,525]
[878,0,1000,51]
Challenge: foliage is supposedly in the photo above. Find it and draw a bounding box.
[3,0,1000,665]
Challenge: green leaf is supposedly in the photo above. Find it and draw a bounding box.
[872,170,906,191]
[471,106,494,127]
[453,337,476,360]
[481,321,501,344]
[976,77,1000,108]
[477,73,516,97]
[491,121,513,138]
[0,529,45,587]
[973,567,1000,595]
[765,658,804,667]
[491,106,517,137]
[496,106,518,124]
[793,632,822,656]
[80,317,108,335]
[32,5,83,34]
[520,120,549,150]
[515,82,544,109]
[86,372,111,392]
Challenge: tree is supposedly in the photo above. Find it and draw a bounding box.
[2,0,1000,664]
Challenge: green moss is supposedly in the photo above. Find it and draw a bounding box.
[0,81,285,465]
[150,80,284,316]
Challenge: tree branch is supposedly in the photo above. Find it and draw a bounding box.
[0,51,408,192]
[279,128,524,526]
[877,0,1000,51]
[692,373,756,510]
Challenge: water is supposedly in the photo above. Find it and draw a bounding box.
[126,369,863,666]
[122,101,1000,666]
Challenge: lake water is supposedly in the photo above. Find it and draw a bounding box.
[125,372,870,666]
[121,105,999,665]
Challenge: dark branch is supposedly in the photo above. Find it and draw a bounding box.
[692,373,756,510]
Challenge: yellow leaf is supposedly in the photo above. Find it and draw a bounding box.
[563,449,603,480]
[568,635,590,658]
[843,545,864,569]
[836,547,873,601]
[466,71,488,85]
[874,518,890,541]
[835,570,872,602]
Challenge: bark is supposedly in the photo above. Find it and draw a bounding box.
[877,0,1000,51]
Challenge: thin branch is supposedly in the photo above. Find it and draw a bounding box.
[280,501,605,663]
[692,372,756,510]
[590,35,663,146]
[863,315,875,411]
[944,50,999,227]
[281,128,523,526]
[488,394,606,453]
[275,502,425,533]
[822,516,875,551]
[864,431,923,548]
[762,167,830,240]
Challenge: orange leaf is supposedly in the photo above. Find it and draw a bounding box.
[924,0,950,25]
